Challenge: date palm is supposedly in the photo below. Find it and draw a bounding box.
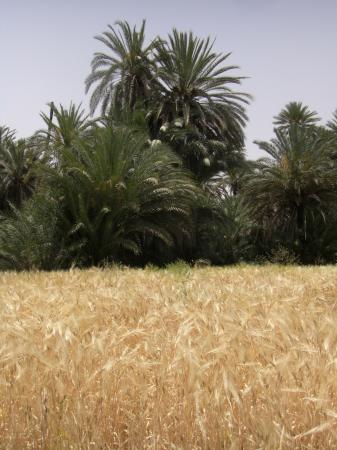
[45,127,199,266]
[158,122,245,180]
[0,138,40,209]
[39,102,93,148]
[327,109,337,134]
[195,192,254,264]
[0,193,66,270]
[85,20,157,115]
[206,158,256,196]
[245,125,337,258]
[38,102,95,168]
[150,29,250,143]
[273,102,320,129]
[0,126,16,145]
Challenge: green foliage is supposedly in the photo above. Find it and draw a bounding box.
[0,136,42,210]
[150,30,249,138]
[245,125,337,262]
[38,103,96,167]
[165,259,191,275]
[85,21,250,180]
[0,125,16,145]
[3,20,337,270]
[195,194,254,264]
[157,122,246,180]
[327,109,337,134]
[294,209,337,264]
[0,193,66,271]
[85,20,158,114]
[148,29,250,178]
[273,102,320,129]
[44,127,200,266]
[268,246,298,265]
[206,157,255,196]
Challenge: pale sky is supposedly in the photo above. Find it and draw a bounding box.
[1,0,337,158]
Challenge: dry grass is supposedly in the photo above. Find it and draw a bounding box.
[1,265,337,449]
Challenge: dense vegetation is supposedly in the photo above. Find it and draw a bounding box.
[1,20,337,270]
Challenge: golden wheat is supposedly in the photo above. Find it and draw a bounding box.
[0,265,337,449]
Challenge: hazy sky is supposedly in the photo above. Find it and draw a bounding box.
[1,0,337,158]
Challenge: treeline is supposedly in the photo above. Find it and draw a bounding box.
[1,20,337,270]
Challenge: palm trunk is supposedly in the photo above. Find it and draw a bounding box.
[297,203,306,256]
[297,204,304,236]
[47,102,54,148]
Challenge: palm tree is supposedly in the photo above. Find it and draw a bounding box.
[45,127,199,266]
[0,138,41,210]
[327,109,337,134]
[85,23,250,179]
[149,29,250,141]
[195,192,254,264]
[0,192,66,270]
[85,20,157,115]
[245,125,337,260]
[157,121,246,180]
[39,102,93,147]
[273,102,320,129]
[147,29,250,179]
[38,102,95,167]
[0,126,16,145]
[206,158,256,197]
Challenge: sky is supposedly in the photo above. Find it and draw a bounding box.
[1,0,337,159]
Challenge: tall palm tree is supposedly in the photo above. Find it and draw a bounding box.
[147,29,250,179]
[85,20,157,115]
[85,23,250,179]
[245,125,337,259]
[149,29,250,141]
[273,102,320,129]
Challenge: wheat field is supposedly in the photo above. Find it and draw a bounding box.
[0,265,337,449]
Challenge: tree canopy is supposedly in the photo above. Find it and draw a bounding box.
[1,20,337,269]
